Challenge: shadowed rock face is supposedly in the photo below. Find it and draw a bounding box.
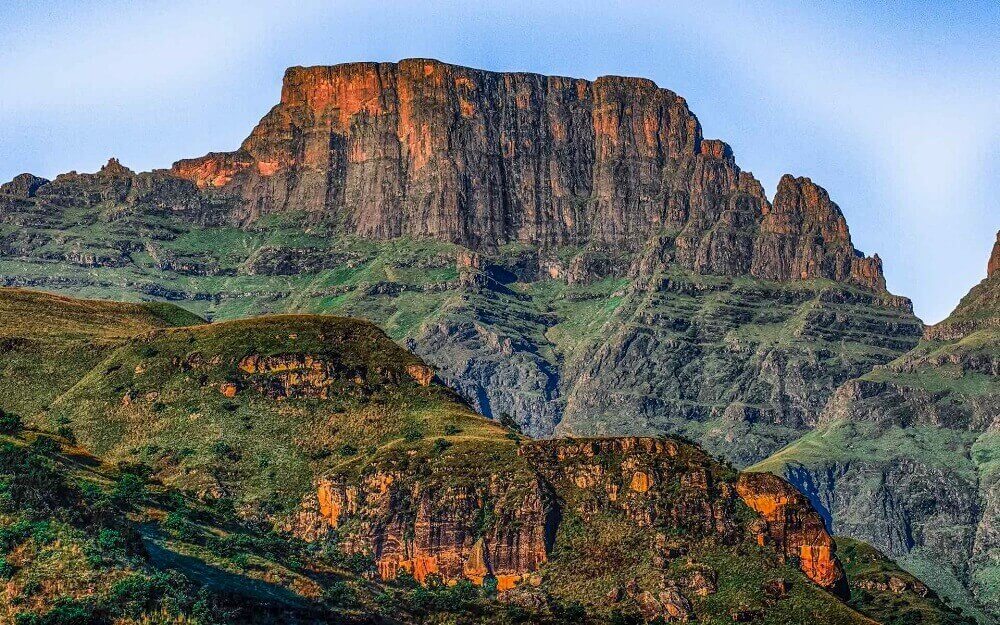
[989,233,1000,279]
[0,173,49,198]
[757,232,1000,620]
[172,59,885,290]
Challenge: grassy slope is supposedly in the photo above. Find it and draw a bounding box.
[0,429,414,625]
[0,288,203,418]
[41,313,502,510]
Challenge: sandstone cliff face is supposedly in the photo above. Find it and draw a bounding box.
[736,472,845,594]
[290,436,847,611]
[172,59,886,290]
[299,469,554,591]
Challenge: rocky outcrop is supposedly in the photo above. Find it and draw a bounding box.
[167,59,914,449]
[0,173,49,198]
[233,351,435,398]
[173,59,888,290]
[238,354,348,398]
[751,175,879,289]
[736,472,846,594]
[290,436,848,607]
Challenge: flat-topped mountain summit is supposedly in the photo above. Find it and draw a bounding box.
[170,58,888,291]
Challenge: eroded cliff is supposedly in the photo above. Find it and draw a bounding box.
[288,435,850,622]
[172,59,888,292]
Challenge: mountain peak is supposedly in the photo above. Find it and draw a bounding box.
[924,229,1000,340]
[0,172,49,197]
[99,157,134,177]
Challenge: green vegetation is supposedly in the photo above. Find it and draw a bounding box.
[0,286,963,624]
[0,289,203,419]
[838,537,978,625]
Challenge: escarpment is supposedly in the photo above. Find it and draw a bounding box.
[292,435,848,612]
[171,59,889,291]
[2,60,921,462]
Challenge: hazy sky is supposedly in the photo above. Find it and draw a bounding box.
[1,0,997,322]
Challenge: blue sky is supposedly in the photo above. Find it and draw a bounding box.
[1,0,997,322]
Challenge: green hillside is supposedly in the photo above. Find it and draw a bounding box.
[0,287,947,624]
[754,238,1000,623]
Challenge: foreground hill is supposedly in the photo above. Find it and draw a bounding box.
[0,288,962,624]
[756,233,1000,623]
[0,288,203,418]
[0,59,923,467]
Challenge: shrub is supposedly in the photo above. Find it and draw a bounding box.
[55,426,76,444]
[163,512,201,543]
[341,551,375,575]
[401,420,425,442]
[29,437,60,456]
[116,462,153,479]
[105,574,171,619]
[339,444,358,457]
[505,605,531,623]
[0,556,15,579]
[0,445,73,517]
[110,473,146,508]
[96,528,127,552]
[230,552,251,569]
[443,424,462,436]
[209,440,239,461]
[552,601,587,623]
[16,598,102,625]
[30,521,57,545]
[321,580,355,607]
[0,519,32,553]
[432,438,452,456]
[0,410,23,435]
[498,413,523,435]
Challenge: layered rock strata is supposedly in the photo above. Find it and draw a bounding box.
[292,436,846,600]
[172,59,887,290]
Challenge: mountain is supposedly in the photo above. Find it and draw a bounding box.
[0,287,966,624]
[755,232,1000,623]
[0,59,922,467]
